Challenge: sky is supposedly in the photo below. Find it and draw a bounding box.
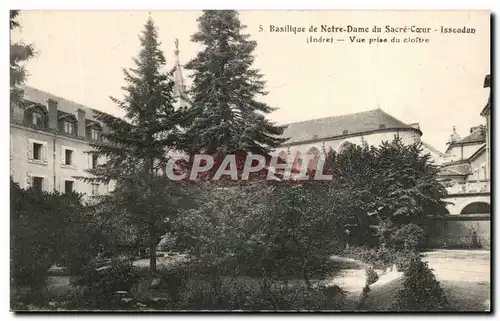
[11,10,491,152]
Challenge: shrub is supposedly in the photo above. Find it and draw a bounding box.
[365,267,379,285]
[173,276,345,311]
[10,180,88,294]
[70,259,141,310]
[357,284,371,310]
[155,266,190,306]
[393,250,422,272]
[392,257,448,311]
[266,283,344,311]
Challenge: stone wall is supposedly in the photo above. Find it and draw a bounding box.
[425,215,490,249]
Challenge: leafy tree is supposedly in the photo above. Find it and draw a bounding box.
[374,219,426,252]
[252,182,347,287]
[173,182,269,295]
[176,180,348,290]
[184,10,287,156]
[10,10,36,106]
[371,137,449,221]
[80,17,187,274]
[317,137,449,245]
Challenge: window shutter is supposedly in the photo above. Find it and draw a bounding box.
[61,147,65,165]
[42,142,48,162]
[73,148,78,167]
[27,139,33,160]
[26,172,32,188]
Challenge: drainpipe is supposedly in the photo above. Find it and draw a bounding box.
[53,134,57,192]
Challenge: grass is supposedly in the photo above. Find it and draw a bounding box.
[440,280,490,311]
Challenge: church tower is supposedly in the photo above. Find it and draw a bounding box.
[446,126,461,145]
[173,38,190,109]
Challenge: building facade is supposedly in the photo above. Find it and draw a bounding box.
[271,108,443,174]
[9,40,190,200]
[10,86,109,200]
[437,74,491,215]
[274,108,423,157]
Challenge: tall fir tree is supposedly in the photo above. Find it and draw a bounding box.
[184,10,288,156]
[81,17,185,273]
[10,10,36,106]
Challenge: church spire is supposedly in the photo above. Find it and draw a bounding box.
[173,38,186,98]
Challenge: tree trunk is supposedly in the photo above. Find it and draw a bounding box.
[302,262,312,289]
[145,156,156,275]
[149,222,157,274]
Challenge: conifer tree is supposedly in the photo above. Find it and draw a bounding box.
[82,17,186,273]
[184,10,288,156]
[10,10,36,106]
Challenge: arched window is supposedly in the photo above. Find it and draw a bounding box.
[306,147,320,156]
[338,141,355,154]
[460,202,490,215]
[306,147,321,171]
[293,152,302,170]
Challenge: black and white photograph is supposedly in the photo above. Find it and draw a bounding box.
[8,8,492,312]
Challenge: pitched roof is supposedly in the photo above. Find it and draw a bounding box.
[439,167,469,176]
[280,108,420,145]
[481,97,491,116]
[453,128,486,145]
[22,86,101,121]
[439,162,470,176]
[469,144,486,162]
[421,141,445,157]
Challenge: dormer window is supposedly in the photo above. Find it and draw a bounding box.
[58,113,77,136]
[63,120,74,134]
[90,127,99,141]
[32,111,44,127]
[86,121,102,142]
[24,103,47,129]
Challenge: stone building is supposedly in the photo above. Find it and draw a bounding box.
[481,74,491,179]
[426,75,491,249]
[9,40,189,201]
[10,86,110,200]
[272,108,444,171]
[438,75,491,215]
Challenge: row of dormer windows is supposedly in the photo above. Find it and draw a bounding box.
[25,106,103,142]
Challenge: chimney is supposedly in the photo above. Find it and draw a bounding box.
[77,108,86,138]
[11,101,24,124]
[470,125,485,133]
[47,99,58,130]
